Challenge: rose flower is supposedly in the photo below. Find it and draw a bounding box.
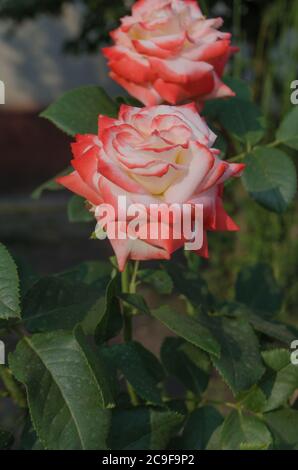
[57,104,244,271]
[103,0,237,106]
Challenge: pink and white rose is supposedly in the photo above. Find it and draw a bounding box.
[103,0,237,106]
[57,104,244,271]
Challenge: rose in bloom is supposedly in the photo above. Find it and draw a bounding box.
[103,0,237,106]
[57,104,244,271]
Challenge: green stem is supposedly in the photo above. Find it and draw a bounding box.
[129,261,139,294]
[121,262,140,406]
[228,139,281,163]
[228,151,246,163]
[267,140,281,148]
[0,366,26,408]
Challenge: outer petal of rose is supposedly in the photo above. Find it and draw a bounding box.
[132,0,171,16]
[103,47,153,83]
[132,39,173,59]
[214,198,239,231]
[109,236,170,271]
[57,171,102,206]
[143,220,185,254]
[110,72,163,106]
[71,134,99,160]
[153,72,214,104]
[212,45,239,77]
[71,147,100,191]
[148,57,213,84]
[197,160,228,193]
[177,103,217,146]
[188,187,217,229]
[164,142,214,204]
[110,28,133,48]
[202,74,235,100]
[98,116,118,141]
[153,79,190,104]
[118,104,142,123]
[98,148,147,195]
[180,74,216,99]
[216,162,245,185]
[182,39,230,63]
[153,33,186,50]
[187,18,224,42]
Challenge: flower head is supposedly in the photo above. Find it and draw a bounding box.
[103,0,237,106]
[57,104,244,270]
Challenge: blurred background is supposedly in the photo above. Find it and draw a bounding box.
[0,0,298,312]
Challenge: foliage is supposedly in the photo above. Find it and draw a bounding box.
[1,2,298,451]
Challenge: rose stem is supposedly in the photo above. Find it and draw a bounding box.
[121,261,140,406]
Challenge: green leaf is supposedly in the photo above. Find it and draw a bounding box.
[262,348,290,371]
[235,264,283,317]
[108,408,183,450]
[200,315,265,394]
[0,429,13,449]
[242,148,297,213]
[152,306,220,357]
[139,269,173,295]
[95,275,123,344]
[9,330,112,450]
[40,86,118,136]
[248,313,298,344]
[276,106,298,150]
[236,385,267,413]
[20,419,44,450]
[206,423,224,450]
[220,411,272,450]
[22,277,106,332]
[160,338,210,395]
[0,243,21,320]
[119,293,150,315]
[166,265,214,312]
[217,302,298,345]
[260,349,298,412]
[101,341,164,405]
[31,167,71,200]
[203,80,264,145]
[224,77,252,101]
[180,406,223,450]
[67,195,93,223]
[58,260,111,285]
[265,409,298,449]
